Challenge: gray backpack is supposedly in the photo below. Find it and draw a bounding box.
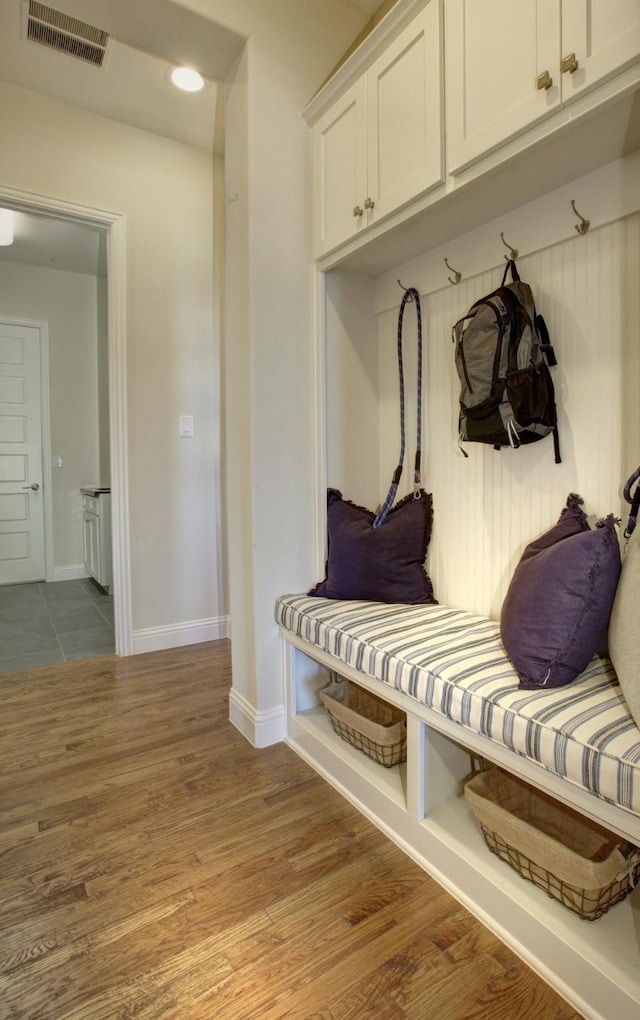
[453,260,560,462]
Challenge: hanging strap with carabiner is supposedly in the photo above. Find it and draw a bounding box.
[623,467,640,539]
[373,287,423,529]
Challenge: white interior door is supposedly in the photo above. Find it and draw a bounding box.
[0,320,45,584]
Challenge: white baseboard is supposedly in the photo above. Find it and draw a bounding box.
[52,564,90,582]
[229,687,285,747]
[132,615,230,654]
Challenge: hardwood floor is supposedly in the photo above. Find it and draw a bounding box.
[0,640,583,1019]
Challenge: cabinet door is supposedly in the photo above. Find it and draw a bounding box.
[367,1,444,220]
[312,79,367,257]
[445,0,560,174]
[561,0,640,101]
[83,512,99,581]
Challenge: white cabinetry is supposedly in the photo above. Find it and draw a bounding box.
[81,488,112,592]
[294,3,640,1017]
[562,0,640,97]
[446,0,640,175]
[283,637,640,1020]
[311,1,444,258]
[313,79,367,255]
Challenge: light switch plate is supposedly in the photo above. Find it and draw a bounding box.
[179,415,194,437]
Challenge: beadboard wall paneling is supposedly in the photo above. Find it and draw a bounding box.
[373,215,638,618]
[622,212,640,481]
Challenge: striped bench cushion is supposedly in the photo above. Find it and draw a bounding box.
[276,594,640,817]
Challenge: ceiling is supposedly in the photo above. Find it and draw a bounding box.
[0,1,235,153]
[0,0,378,277]
[0,0,376,277]
[0,0,240,276]
[352,0,386,11]
[0,211,108,277]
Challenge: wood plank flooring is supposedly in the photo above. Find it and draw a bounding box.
[0,640,584,1019]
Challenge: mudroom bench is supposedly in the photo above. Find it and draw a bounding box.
[276,593,640,1020]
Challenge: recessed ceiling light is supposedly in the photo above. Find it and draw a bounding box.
[170,67,205,93]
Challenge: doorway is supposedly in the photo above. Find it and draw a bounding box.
[0,308,117,671]
[0,186,132,659]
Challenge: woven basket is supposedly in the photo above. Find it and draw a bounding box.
[319,675,406,767]
[465,768,640,920]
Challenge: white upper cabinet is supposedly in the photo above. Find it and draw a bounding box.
[561,0,640,99]
[366,5,444,224]
[446,0,640,175]
[312,1,444,258]
[445,0,560,175]
[312,79,368,257]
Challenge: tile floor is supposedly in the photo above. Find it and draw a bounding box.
[0,578,114,675]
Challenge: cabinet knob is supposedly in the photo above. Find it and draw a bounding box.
[364,197,376,210]
[562,52,579,74]
[353,205,364,218]
[536,70,553,91]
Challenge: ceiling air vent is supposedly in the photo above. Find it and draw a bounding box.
[24,1,109,67]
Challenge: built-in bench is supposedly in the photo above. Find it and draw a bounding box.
[276,592,640,1020]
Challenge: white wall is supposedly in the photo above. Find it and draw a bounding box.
[0,80,222,636]
[0,260,100,570]
[325,273,380,511]
[173,0,371,744]
[0,0,372,737]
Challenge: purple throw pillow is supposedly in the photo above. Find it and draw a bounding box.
[500,494,621,689]
[309,488,437,605]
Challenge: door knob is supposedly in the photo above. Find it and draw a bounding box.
[22,482,40,491]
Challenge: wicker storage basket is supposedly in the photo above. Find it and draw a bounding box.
[319,674,406,767]
[465,768,640,920]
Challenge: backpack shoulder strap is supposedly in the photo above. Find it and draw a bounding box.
[535,312,557,366]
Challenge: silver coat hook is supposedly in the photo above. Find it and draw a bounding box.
[570,199,590,235]
[444,258,462,284]
[397,279,414,301]
[500,232,519,260]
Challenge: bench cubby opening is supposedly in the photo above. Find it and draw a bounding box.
[285,641,409,812]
